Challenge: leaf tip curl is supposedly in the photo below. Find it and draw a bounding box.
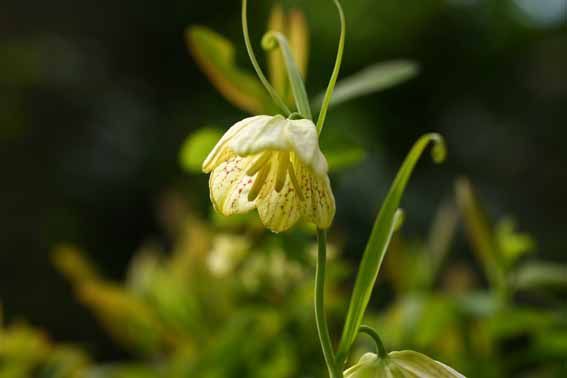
[425,132,447,164]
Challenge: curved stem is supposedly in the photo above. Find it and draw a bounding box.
[242,0,291,116]
[316,0,346,134]
[359,325,387,359]
[315,229,340,377]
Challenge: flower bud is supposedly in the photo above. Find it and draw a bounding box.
[344,351,465,378]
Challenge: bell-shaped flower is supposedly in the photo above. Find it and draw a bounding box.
[344,351,465,378]
[203,115,335,232]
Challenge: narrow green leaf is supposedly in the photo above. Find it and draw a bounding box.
[313,61,419,110]
[179,127,223,173]
[186,26,276,114]
[513,262,567,290]
[425,202,459,287]
[262,32,312,119]
[455,178,507,292]
[335,133,447,367]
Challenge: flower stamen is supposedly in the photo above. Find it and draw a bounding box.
[288,161,305,201]
[246,151,272,176]
[275,152,290,192]
[248,162,271,201]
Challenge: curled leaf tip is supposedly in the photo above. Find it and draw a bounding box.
[422,132,447,164]
[261,31,279,50]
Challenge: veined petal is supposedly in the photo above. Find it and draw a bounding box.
[204,114,335,232]
[389,351,465,378]
[294,156,335,229]
[344,352,464,378]
[229,115,288,156]
[203,115,272,172]
[256,155,302,233]
[209,156,257,215]
[285,118,328,176]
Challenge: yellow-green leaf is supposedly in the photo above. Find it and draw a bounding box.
[186,26,276,114]
[179,127,223,173]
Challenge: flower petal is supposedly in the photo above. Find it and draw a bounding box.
[294,157,335,229]
[209,156,258,215]
[389,351,465,378]
[203,115,272,172]
[256,157,303,232]
[285,118,328,176]
[229,115,288,156]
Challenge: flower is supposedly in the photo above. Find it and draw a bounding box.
[202,115,335,232]
[344,351,465,378]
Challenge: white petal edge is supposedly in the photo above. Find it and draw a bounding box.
[203,115,272,172]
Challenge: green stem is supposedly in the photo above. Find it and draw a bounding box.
[316,0,346,134]
[315,229,340,378]
[242,0,291,116]
[359,325,387,359]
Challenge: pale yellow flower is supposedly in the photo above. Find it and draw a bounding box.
[344,351,465,378]
[203,115,335,232]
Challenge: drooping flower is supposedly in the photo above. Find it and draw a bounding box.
[202,115,335,233]
[344,351,465,378]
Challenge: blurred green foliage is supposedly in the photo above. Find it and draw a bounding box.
[0,312,89,378]
[49,193,349,378]
[363,179,567,378]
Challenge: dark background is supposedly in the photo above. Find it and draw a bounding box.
[2,0,566,361]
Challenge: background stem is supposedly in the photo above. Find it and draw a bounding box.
[241,0,291,116]
[315,229,341,377]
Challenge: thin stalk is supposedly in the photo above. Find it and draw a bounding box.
[242,0,291,116]
[359,325,387,359]
[316,0,345,134]
[315,229,340,378]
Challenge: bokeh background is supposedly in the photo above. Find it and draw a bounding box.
[2,0,567,376]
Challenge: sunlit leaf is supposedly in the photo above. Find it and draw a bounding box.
[313,61,419,109]
[186,26,277,114]
[336,133,446,367]
[495,217,536,265]
[179,127,223,173]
